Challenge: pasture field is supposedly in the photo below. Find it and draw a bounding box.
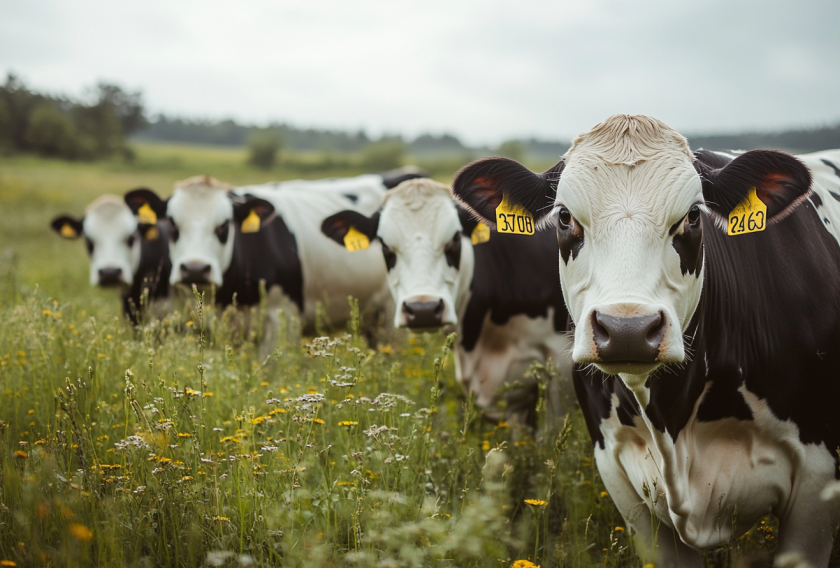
[0,147,779,567]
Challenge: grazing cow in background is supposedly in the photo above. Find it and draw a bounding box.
[125,170,425,337]
[321,178,575,426]
[50,193,171,323]
[452,114,840,567]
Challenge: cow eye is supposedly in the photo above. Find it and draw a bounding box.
[85,237,94,255]
[381,241,397,270]
[687,205,701,225]
[215,220,230,244]
[168,217,180,243]
[557,207,572,228]
[126,234,136,248]
[444,232,461,269]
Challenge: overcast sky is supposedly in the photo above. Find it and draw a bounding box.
[2,0,839,145]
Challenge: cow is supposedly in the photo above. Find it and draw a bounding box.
[50,193,171,323]
[124,170,425,340]
[320,178,575,426]
[452,114,840,567]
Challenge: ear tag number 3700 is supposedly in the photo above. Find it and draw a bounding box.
[344,226,370,252]
[495,194,534,235]
[727,187,766,236]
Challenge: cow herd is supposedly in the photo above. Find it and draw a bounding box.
[50,114,840,567]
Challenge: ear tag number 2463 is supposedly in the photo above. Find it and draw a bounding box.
[496,194,534,235]
[728,187,766,236]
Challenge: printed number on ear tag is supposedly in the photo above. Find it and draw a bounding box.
[471,222,490,245]
[60,223,78,238]
[344,226,370,252]
[241,210,261,233]
[496,194,534,235]
[137,203,157,224]
[728,188,766,236]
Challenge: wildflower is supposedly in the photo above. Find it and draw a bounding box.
[645,564,655,568]
[68,523,94,541]
[261,381,270,386]
[177,433,192,438]
[512,561,539,568]
[250,416,268,425]
[13,451,27,459]
[312,418,325,425]
[185,388,201,397]
[203,392,214,397]
[268,408,285,415]
[180,476,193,481]
[614,526,625,532]
[1,561,17,567]
[207,516,230,522]
[482,440,490,451]
[338,421,358,427]
[600,491,609,498]
[524,499,547,506]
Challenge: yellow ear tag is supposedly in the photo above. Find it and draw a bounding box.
[471,222,491,245]
[495,194,534,235]
[137,203,157,224]
[144,226,160,241]
[343,226,370,252]
[60,223,78,238]
[727,187,766,236]
[241,209,261,233]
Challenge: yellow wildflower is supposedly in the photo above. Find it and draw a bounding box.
[338,421,358,427]
[512,561,539,568]
[13,451,27,459]
[312,418,325,425]
[68,523,94,541]
[524,499,547,506]
[600,491,609,498]
[614,526,625,532]
[268,408,285,415]
[1,560,18,566]
[482,440,490,451]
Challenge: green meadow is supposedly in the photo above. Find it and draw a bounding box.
[0,145,780,567]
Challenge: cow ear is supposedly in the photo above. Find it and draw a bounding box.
[125,188,168,224]
[231,194,276,233]
[51,215,84,239]
[456,205,479,235]
[698,150,812,225]
[451,158,563,229]
[321,210,380,248]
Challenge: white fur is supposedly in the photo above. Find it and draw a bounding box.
[81,195,141,286]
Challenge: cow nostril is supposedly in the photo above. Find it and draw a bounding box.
[402,300,445,328]
[592,311,610,348]
[646,311,666,346]
[402,302,415,318]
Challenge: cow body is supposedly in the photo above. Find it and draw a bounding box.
[51,194,171,323]
[453,115,840,567]
[322,179,575,425]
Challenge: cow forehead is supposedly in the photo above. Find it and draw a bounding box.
[379,181,459,244]
[168,186,232,226]
[83,202,136,238]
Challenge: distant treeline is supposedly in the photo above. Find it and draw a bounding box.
[0,74,145,159]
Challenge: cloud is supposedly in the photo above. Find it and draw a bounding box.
[1,0,838,144]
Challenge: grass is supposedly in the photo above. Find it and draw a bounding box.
[0,146,781,567]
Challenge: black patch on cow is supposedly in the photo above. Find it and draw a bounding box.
[671,212,703,277]
[456,206,480,236]
[342,193,359,204]
[452,158,563,229]
[811,193,824,208]
[819,159,840,202]
[573,372,640,449]
[216,213,303,311]
[695,364,754,422]
[380,169,429,189]
[123,221,172,325]
[556,208,584,264]
[461,227,568,352]
[124,187,168,220]
[380,242,397,271]
[444,232,461,269]
[215,220,230,244]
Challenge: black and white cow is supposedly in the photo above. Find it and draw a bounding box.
[50,193,171,323]
[321,178,575,425]
[452,114,840,567]
[126,171,424,336]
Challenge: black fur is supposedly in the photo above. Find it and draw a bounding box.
[124,187,168,220]
[320,210,381,247]
[123,222,172,324]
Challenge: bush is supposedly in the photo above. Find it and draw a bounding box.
[497,140,525,162]
[24,103,79,158]
[248,132,282,169]
[361,139,405,171]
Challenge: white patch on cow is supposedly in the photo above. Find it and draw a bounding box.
[82,195,141,286]
[551,115,704,376]
[238,174,390,327]
[795,150,840,246]
[376,179,472,328]
[166,175,235,286]
[595,381,839,566]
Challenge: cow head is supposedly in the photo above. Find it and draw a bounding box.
[321,178,475,329]
[453,114,811,383]
[144,175,275,287]
[50,194,141,287]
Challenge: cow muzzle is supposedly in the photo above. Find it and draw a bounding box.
[402,299,445,329]
[591,310,666,363]
[97,267,125,287]
[179,262,212,285]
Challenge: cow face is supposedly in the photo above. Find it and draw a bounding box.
[321,179,473,329]
[51,195,141,287]
[151,176,275,287]
[453,114,811,382]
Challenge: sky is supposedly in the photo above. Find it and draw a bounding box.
[2,0,839,145]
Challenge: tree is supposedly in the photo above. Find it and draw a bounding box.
[248,131,282,169]
[25,103,79,157]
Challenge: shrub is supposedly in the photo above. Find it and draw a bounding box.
[24,103,79,158]
[248,131,282,169]
[361,139,405,171]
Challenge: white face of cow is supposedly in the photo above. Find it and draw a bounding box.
[553,123,705,379]
[377,180,473,328]
[165,176,235,286]
[52,195,141,287]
